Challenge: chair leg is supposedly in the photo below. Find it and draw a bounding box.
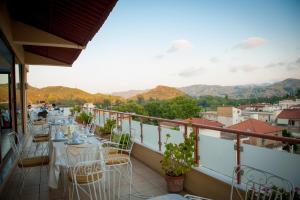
[127,162,132,200]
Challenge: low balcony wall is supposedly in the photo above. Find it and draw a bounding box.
[132,143,232,200]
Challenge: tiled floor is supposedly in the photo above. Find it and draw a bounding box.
[0,157,168,200]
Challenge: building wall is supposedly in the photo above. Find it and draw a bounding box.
[218,116,233,127]
[202,112,218,121]
[277,118,289,125]
[179,126,221,138]
[217,107,233,117]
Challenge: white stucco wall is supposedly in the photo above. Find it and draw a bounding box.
[277,118,289,125]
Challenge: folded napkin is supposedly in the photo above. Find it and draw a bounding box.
[55,131,64,139]
[72,132,81,143]
[84,127,90,135]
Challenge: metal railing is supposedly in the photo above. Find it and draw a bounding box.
[85,107,300,184]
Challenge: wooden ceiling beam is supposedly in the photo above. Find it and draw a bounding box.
[12,21,85,49]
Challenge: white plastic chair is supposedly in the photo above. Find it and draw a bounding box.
[65,145,103,199]
[8,131,49,194]
[103,132,135,200]
[231,165,295,200]
[73,160,121,200]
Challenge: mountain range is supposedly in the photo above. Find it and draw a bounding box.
[22,78,300,104]
[27,86,122,104]
[179,78,300,99]
[111,78,300,99]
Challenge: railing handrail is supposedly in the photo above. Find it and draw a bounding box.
[89,108,300,144]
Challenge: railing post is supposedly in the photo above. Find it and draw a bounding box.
[103,111,106,123]
[120,114,123,132]
[98,110,101,126]
[129,116,132,136]
[184,124,188,139]
[236,134,241,184]
[193,127,199,166]
[158,122,162,152]
[140,117,143,143]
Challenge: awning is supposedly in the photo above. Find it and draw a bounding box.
[8,0,117,66]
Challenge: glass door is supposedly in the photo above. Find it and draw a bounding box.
[0,73,12,159]
[0,34,14,161]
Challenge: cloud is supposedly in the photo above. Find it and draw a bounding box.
[265,62,286,69]
[229,65,258,73]
[287,57,300,70]
[210,57,219,63]
[167,39,191,53]
[155,54,165,60]
[178,67,205,77]
[264,57,300,71]
[233,37,267,50]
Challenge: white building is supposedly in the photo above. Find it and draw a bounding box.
[279,99,300,109]
[180,118,224,138]
[201,111,217,121]
[217,106,242,127]
[277,109,300,136]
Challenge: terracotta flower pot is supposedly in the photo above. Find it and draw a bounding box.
[165,175,184,193]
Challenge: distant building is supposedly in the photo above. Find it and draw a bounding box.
[180,117,224,138]
[241,111,279,123]
[159,121,179,129]
[201,111,217,121]
[83,103,95,109]
[223,118,283,147]
[279,99,300,109]
[217,106,242,127]
[277,109,300,136]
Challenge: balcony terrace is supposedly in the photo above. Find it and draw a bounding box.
[0,107,300,200]
[0,157,168,200]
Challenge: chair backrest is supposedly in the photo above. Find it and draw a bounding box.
[8,131,24,158]
[117,133,134,155]
[66,145,103,168]
[73,160,121,200]
[230,165,295,200]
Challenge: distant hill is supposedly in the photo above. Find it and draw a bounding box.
[27,85,122,105]
[0,84,9,103]
[112,89,148,99]
[130,85,185,100]
[23,78,300,105]
[179,78,300,99]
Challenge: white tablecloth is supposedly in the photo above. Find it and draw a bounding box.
[48,127,101,189]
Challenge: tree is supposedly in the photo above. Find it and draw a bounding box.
[136,95,145,105]
[102,98,111,109]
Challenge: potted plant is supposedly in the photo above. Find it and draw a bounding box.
[161,133,195,193]
[70,105,81,116]
[99,119,116,135]
[76,112,93,125]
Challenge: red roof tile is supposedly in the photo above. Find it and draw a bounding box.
[277,109,300,120]
[227,119,283,134]
[159,121,178,127]
[182,118,224,127]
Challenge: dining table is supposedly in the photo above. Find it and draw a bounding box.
[48,122,102,189]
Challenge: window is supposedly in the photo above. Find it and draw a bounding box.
[288,120,295,126]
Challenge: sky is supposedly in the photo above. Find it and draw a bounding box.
[28,0,300,94]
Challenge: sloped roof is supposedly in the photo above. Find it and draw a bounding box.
[277,109,300,120]
[159,121,178,128]
[183,118,224,127]
[227,119,283,134]
[8,0,117,65]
